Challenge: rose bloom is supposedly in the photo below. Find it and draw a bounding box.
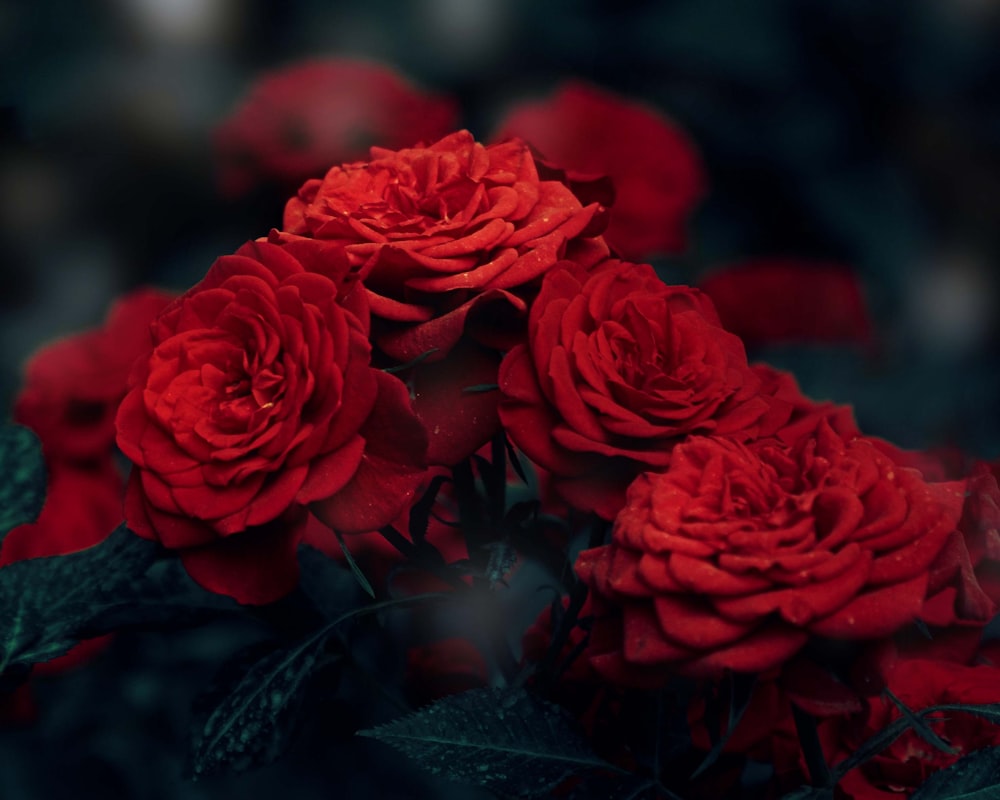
[699,259,874,347]
[14,288,174,465]
[116,240,427,604]
[499,259,768,519]
[278,129,610,364]
[821,641,1000,799]
[575,422,967,681]
[494,81,704,260]
[213,58,457,197]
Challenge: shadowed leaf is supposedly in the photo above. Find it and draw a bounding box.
[0,524,158,673]
[358,687,634,798]
[910,746,1000,799]
[0,424,46,541]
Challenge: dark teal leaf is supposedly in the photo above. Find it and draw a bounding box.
[691,672,756,779]
[334,528,375,598]
[190,626,339,776]
[792,703,832,786]
[0,424,46,541]
[408,473,450,548]
[461,383,499,394]
[935,704,1000,726]
[504,436,529,485]
[910,746,1000,799]
[191,589,449,776]
[296,544,364,622]
[833,704,1000,783]
[358,687,631,798]
[779,788,835,800]
[885,689,957,755]
[0,524,158,673]
[82,557,244,635]
[381,348,439,374]
[831,715,915,781]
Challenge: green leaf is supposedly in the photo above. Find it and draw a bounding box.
[358,687,632,798]
[382,348,439,375]
[334,529,375,598]
[832,703,1000,783]
[461,383,499,394]
[296,544,364,622]
[779,788,835,800]
[0,424,46,541]
[191,589,450,776]
[0,524,158,673]
[935,704,1000,726]
[885,689,957,755]
[910,746,1000,799]
[190,626,338,776]
[691,672,756,779]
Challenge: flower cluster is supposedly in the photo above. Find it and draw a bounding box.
[4,60,1000,799]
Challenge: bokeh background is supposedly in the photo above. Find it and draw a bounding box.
[1,1,999,797]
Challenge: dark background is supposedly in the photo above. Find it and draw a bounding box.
[1,1,999,797]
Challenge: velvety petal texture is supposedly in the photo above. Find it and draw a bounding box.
[575,422,967,681]
[279,130,609,363]
[499,258,768,518]
[116,240,427,604]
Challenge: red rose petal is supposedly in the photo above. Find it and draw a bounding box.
[180,511,305,605]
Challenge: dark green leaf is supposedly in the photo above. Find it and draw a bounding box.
[82,557,245,635]
[832,703,1000,782]
[358,687,630,798]
[382,348,439,374]
[792,703,831,786]
[0,424,46,541]
[408,473,450,548]
[691,672,756,779]
[190,626,338,776]
[0,524,158,673]
[831,715,914,781]
[504,436,530,485]
[296,544,364,622]
[934,704,1000,726]
[779,787,835,800]
[191,590,450,776]
[461,383,499,394]
[334,529,375,598]
[885,689,957,755]
[910,746,1000,799]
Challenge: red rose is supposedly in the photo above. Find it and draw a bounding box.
[14,288,174,465]
[575,422,967,681]
[116,240,427,604]
[499,259,768,518]
[494,82,705,260]
[278,129,610,364]
[699,260,874,347]
[821,642,1000,799]
[213,58,458,197]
